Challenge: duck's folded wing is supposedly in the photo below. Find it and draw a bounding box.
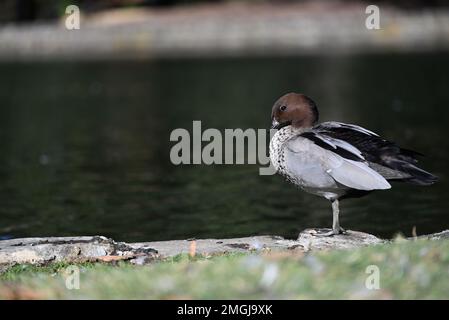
[286,137,391,191]
[304,121,437,185]
[312,121,420,164]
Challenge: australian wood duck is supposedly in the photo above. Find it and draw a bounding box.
[269,93,438,236]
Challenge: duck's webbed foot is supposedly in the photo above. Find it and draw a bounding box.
[311,199,347,237]
[312,227,347,237]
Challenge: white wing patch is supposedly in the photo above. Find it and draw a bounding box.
[314,134,365,160]
[318,121,379,136]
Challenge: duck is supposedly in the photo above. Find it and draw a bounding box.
[269,92,438,236]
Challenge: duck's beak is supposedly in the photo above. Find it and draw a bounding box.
[271,119,292,130]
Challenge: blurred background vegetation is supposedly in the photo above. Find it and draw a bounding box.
[1,0,448,24]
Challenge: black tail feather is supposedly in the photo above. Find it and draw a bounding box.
[392,162,438,186]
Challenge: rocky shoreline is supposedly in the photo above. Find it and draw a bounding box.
[1,229,448,271]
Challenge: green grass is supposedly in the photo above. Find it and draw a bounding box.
[1,239,448,299]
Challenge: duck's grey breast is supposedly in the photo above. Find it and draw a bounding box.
[270,130,347,199]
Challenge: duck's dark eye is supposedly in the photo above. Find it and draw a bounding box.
[280,105,287,111]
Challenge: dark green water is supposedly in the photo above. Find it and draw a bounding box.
[0,53,448,242]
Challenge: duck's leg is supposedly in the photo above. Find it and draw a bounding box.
[331,199,346,234]
[314,199,346,237]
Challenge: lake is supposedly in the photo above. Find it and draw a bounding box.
[0,53,448,242]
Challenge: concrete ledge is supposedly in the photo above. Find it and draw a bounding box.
[1,229,447,269]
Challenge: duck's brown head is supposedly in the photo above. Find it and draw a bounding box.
[271,93,319,129]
